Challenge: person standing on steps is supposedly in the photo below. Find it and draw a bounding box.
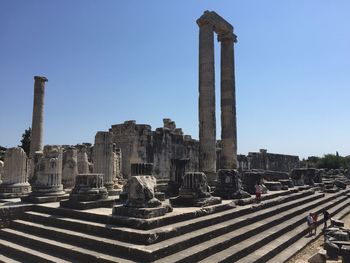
[306,213,314,236]
[323,210,330,228]
[255,181,263,203]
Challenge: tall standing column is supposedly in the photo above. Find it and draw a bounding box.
[219,32,238,169]
[197,19,216,174]
[30,76,48,158]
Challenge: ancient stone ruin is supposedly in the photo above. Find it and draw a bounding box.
[0,147,31,198]
[23,145,65,202]
[0,10,350,263]
[113,175,172,218]
[61,146,78,189]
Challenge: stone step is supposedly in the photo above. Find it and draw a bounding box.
[147,191,326,259]
[12,190,319,262]
[153,191,349,262]
[265,205,350,263]
[19,189,321,254]
[10,219,152,261]
[0,228,135,263]
[21,210,153,244]
[31,188,311,231]
[197,196,350,263]
[22,189,315,246]
[0,238,71,263]
[0,254,22,263]
[236,198,350,263]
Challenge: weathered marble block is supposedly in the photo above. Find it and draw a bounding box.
[290,168,317,186]
[171,172,221,207]
[93,132,117,194]
[0,147,31,198]
[241,171,264,194]
[76,144,90,174]
[278,179,294,188]
[67,173,108,202]
[263,181,283,191]
[30,145,65,196]
[214,169,250,199]
[113,175,172,219]
[131,163,153,176]
[62,147,78,189]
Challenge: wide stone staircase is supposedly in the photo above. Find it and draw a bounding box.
[0,188,349,263]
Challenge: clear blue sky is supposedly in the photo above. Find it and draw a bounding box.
[1,0,349,158]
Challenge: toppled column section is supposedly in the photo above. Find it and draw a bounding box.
[170,172,221,207]
[0,147,31,198]
[30,76,48,158]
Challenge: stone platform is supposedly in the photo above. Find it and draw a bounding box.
[21,194,69,204]
[60,196,118,210]
[0,187,349,262]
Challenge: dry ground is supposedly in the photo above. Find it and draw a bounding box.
[286,212,350,263]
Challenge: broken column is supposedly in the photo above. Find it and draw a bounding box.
[214,169,249,199]
[197,13,217,181]
[76,144,90,174]
[29,76,48,158]
[24,145,65,201]
[219,31,238,169]
[62,147,78,189]
[112,175,172,218]
[60,173,108,209]
[0,147,31,198]
[93,132,117,195]
[171,172,221,207]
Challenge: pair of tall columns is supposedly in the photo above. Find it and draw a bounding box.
[198,11,237,174]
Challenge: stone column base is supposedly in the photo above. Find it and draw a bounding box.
[0,183,31,198]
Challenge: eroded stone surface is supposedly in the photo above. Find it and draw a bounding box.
[214,169,250,199]
[0,147,31,198]
[29,76,47,158]
[93,132,117,193]
[171,172,221,207]
[62,147,78,189]
[30,145,65,196]
[65,173,108,202]
[113,175,171,218]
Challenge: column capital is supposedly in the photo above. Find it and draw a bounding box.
[218,31,237,43]
[34,76,48,82]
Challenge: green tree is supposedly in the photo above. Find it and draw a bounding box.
[317,154,348,169]
[19,127,31,156]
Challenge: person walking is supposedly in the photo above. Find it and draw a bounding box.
[306,213,314,236]
[323,210,330,228]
